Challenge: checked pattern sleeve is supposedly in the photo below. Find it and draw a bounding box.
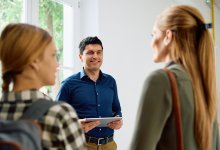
[41,102,86,150]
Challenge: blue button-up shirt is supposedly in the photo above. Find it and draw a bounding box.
[56,69,122,138]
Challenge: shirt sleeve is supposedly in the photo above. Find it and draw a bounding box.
[43,103,86,150]
[112,78,122,117]
[56,81,71,103]
[130,69,172,150]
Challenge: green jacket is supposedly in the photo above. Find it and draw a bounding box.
[130,61,220,150]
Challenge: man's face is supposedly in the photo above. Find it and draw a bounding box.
[79,44,103,72]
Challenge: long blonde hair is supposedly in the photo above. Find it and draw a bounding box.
[0,23,52,92]
[157,5,216,150]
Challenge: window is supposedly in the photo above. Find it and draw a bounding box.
[0,0,79,99]
[0,0,24,32]
[38,0,76,99]
[0,0,24,97]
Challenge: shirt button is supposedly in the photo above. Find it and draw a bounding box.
[98,104,100,107]
[99,129,102,131]
[97,92,98,95]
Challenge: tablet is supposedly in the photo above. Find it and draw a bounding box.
[84,117,122,127]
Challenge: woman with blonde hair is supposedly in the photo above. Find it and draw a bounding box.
[131,5,219,150]
[0,23,86,150]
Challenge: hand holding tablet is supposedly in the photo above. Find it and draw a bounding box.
[84,117,122,127]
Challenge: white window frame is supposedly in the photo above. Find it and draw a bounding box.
[23,0,39,25]
[23,0,80,78]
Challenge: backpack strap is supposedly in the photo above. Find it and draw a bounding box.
[21,99,59,120]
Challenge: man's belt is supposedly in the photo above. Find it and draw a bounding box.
[85,135,114,145]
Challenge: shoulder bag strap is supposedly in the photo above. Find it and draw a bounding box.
[21,99,59,120]
[163,68,184,150]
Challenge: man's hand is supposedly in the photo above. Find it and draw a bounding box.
[107,119,123,130]
[80,119,100,133]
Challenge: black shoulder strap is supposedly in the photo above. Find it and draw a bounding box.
[21,99,59,120]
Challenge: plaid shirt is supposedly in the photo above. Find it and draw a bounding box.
[0,90,86,150]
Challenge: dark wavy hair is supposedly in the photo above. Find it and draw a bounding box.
[79,36,103,54]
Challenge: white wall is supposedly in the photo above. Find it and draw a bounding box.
[73,0,100,72]
[79,0,220,149]
[98,1,172,149]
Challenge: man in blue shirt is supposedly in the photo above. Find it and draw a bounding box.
[56,36,123,150]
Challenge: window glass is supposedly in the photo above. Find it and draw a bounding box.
[0,0,24,32]
[39,0,64,98]
[0,0,24,97]
[0,0,75,99]
[39,0,74,99]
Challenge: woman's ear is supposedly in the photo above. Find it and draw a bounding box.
[163,30,173,46]
[30,59,40,71]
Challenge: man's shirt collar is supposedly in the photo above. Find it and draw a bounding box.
[80,68,106,80]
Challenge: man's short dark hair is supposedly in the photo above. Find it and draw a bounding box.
[79,36,103,54]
